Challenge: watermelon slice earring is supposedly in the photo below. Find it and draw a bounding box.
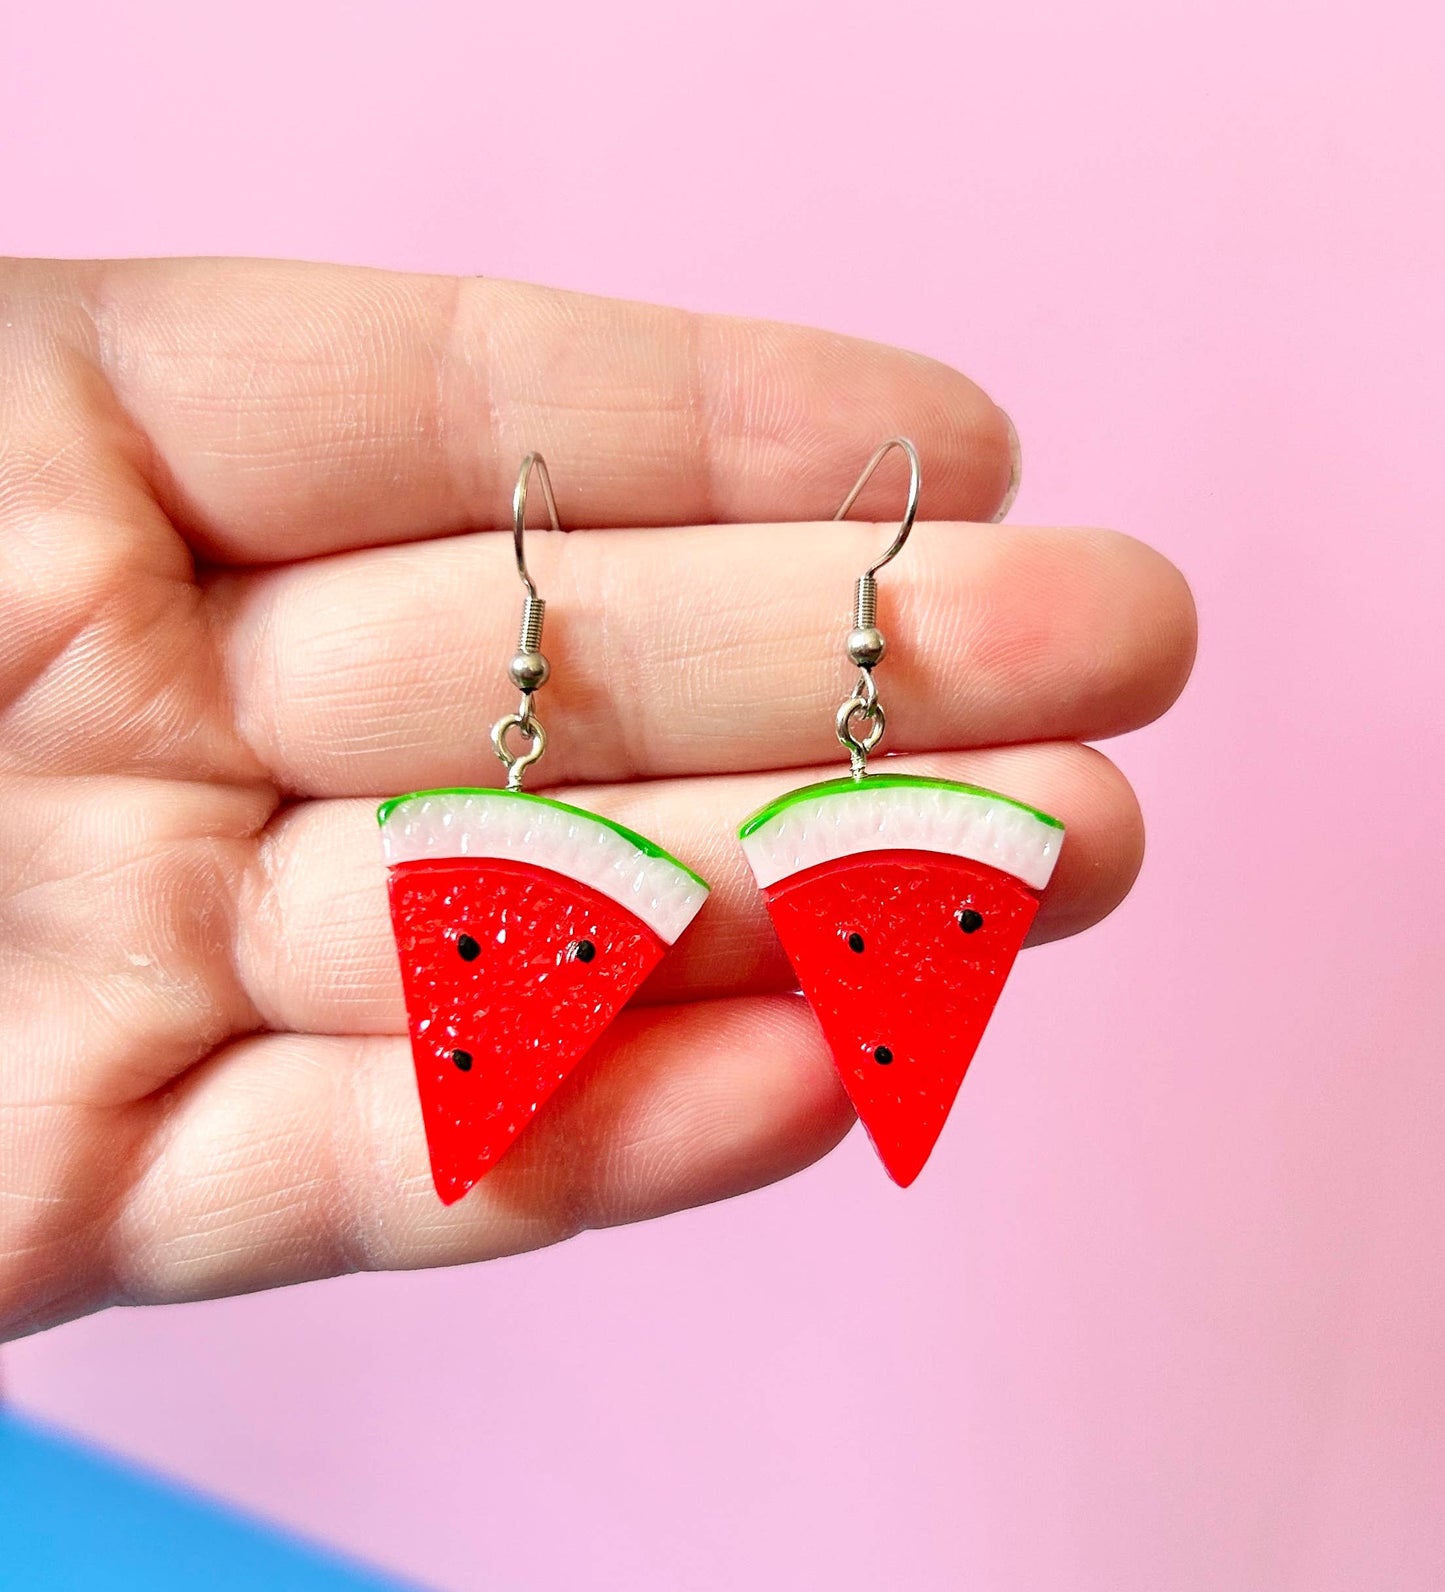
[737,438,1064,1187]
[379,454,710,1204]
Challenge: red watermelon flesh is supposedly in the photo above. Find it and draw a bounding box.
[762,848,1040,1186]
[387,856,666,1203]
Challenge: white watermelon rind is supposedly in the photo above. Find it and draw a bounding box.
[379,788,709,946]
[738,775,1064,893]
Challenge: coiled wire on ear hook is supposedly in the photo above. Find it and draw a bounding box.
[492,452,562,790]
[831,437,921,778]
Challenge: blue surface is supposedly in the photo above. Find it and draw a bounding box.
[0,1412,419,1590]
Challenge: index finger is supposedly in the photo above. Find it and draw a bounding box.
[28,258,1014,561]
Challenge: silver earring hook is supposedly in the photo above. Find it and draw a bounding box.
[832,436,920,578]
[512,450,561,600]
[832,437,922,779]
[493,452,561,790]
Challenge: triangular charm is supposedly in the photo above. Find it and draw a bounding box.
[740,775,1063,1186]
[381,788,709,1203]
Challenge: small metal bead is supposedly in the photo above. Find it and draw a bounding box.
[846,626,887,668]
[508,650,551,692]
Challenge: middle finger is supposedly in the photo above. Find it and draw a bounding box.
[209,520,1194,796]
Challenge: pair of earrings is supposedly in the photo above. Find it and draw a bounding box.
[379,441,1063,1204]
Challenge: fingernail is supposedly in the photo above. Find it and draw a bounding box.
[990,408,1022,523]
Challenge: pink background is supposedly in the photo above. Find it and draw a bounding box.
[4,2,1444,1588]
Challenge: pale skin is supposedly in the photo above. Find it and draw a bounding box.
[0,259,1196,1342]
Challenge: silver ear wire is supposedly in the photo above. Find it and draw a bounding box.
[831,437,921,778]
[512,451,560,596]
[492,453,561,789]
[834,435,919,574]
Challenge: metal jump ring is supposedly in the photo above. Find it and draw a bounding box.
[491,712,548,790]
[836,695,886,757]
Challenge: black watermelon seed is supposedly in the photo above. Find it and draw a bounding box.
[957,909,984,934]
[846,931,866,954]
[874,1045,894,1066]
[451,1049,473,1071]
[572,939,597,964]
[457,934,481,961]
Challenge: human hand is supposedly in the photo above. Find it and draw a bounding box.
[0,260,1195,1339]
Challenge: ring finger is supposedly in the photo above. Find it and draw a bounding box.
[233,742,1144,1036]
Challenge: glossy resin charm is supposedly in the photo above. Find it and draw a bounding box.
[740,775,1063,1186]
[381,788,708,1203]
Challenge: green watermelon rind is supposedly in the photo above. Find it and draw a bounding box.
[739,775,1063,837]
[379,787,709,945]
[738,774,1064,893]
[378,786,708,883]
